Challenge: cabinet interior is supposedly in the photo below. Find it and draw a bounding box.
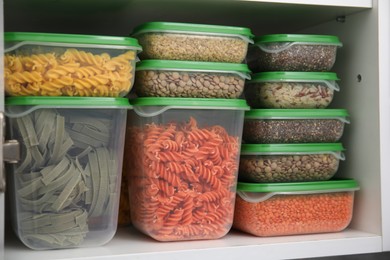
[3,0,383,258]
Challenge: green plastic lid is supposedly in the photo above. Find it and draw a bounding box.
[131,97,249,109]
[4,32,142,50]
[241,143,344,154]
[249,72,339,82]
[254,34,342,46]
[245,109,349,119]
[237,179,359,193]
[5,96,131,107]
[136,60,251,79]
[131,22,254,41]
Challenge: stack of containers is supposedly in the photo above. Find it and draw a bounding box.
[3,32,142,249]
[125,22,254,241]
[233,34,360,237]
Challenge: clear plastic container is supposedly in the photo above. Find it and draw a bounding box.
[239,143,345,183]
[5,96,130,250]
[134,60,251,98]
[233,179,359,237]
[247,34,342,72]
[125,97,249,241]
[244,72,340,109]
[131,22,254,63]
[243,109,350,143]
[4,32,142,97]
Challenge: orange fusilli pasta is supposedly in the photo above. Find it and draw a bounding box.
[125,117,240,241]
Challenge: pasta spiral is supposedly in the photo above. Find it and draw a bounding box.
[125,117,240,241]
[5,49,136,97]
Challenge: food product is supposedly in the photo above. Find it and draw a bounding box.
[239,143,344,183]
[244,72,339,109]
[233,180,359,236]
[127,117,239,241]
[134,60,250,98]
[5,97,128,249]
[4,32,141,97]
[242,109,349,143]
[247,34,342,72]
[131,22,253,63]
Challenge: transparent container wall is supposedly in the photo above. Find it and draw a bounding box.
[124,108,246,241]
[5,107,127,250]
[136,32,248,63]
[4,43,137,97]
[233,191,355,237]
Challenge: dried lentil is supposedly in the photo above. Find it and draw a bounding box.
[136,33,248,63]
[242,119,345,143]
[239,154,340,182]
[233,192,354,236]
[135,70,245,98]
[248,43,338,72]
[244,82,334,109]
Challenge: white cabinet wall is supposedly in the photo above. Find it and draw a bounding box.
[2,0,390,259]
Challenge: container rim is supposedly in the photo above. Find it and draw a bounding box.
[241,143,345,153]
[254,34,342,46]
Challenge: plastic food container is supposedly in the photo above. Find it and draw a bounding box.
[4,32,142,97]
[5,96,130,250]
[243,109,349,144]
[244,72,339,109]
[233,179,359,237]
[247,34,342,72]
[134,60,251,98]
[239,143,345,183]
[125,97,249,241]
[131,22,254,63]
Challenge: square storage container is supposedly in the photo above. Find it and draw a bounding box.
[134,60,251,98]
[242,109,349,143]
[125,97,249,241]
[5,97,130,250]
[239,143,345,183]
[246,34,342,72]
[244,72,339,109]
[4,32,142,97]
[233,179,359,237]
[131,22,253,63]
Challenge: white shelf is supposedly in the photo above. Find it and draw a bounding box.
[4,227,382,260]
[239,0,372,8]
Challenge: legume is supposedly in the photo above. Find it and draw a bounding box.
[233,192,354,236]
[245,81,334,109]
[239,154,340,182]
[135,70,245,98]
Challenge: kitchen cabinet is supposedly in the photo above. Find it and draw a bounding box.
[2,0,390,259]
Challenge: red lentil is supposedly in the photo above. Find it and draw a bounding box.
[233,192,354,236]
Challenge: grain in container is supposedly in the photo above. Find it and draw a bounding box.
[239,143,345,183]
[131,22,254,63]
[125,97,249,241]
[5,96,130,250]
[233,179,359,236]
[134,60,251,98]
[4,32,142,97]
[244,72,339,109]
[246,34,342,72]
[242,109,349,144]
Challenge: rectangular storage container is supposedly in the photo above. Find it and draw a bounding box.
[131,22,253,63]
[4,32,142,97]
[246,34,342,72]
[242,109,349,144]
[233,179,359,237]
[134,60,251,98]
[125,97,249,241]
[5,97,130,250]
[244,72,339,109]
[239,143,345,183]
